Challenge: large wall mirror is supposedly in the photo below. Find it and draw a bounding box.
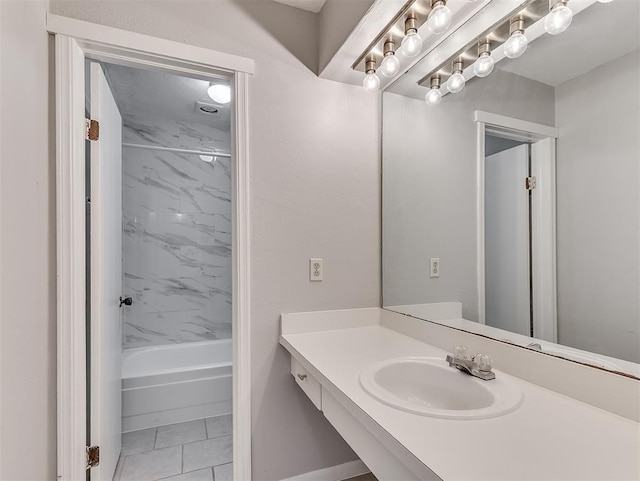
[382,0,639,377]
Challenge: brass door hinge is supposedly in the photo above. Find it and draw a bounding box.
[525,176,537,190]
[86,119,99,141]
[86,445,100,469]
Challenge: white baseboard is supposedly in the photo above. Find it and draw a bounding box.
[280,460,370,481]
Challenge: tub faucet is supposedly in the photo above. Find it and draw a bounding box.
[446,346,495,381]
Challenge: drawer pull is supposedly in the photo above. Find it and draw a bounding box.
[297,373,308,381]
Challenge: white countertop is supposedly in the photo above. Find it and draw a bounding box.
[281,322,640,481]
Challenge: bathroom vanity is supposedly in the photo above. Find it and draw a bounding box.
[280,308,640,481]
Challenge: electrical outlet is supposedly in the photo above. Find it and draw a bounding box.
[309,258,323,281]
[430,258,440,278]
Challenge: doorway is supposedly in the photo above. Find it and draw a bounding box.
[51,15,253,481]
[87,60,234,481]
[475,111,558,343]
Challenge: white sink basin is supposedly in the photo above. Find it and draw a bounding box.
[360,357,523,420]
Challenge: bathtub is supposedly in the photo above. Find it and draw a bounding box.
[121,339,232,433]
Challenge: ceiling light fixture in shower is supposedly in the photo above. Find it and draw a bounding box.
[207,83,231,104]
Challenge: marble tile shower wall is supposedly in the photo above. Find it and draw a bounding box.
[122,114,231,348]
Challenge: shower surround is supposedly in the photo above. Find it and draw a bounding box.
[122,113,231,348]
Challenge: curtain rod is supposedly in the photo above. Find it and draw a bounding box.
[122,142,231,158]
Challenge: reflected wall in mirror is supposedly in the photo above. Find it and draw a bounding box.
[382,0,639,377]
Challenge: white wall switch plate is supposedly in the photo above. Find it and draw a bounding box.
[430,258,440,278]
[309,258,323,281]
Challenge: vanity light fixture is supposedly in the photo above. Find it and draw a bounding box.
[401,13,423,58]
[504,16,529,59]
[447,59,466,93]
[424,74,443,106]
[207,83,231,104]
[362,57,381,91]
[473,41,495,78]
[544,0,573,35]
[380,39,401,77]
[427,0,452,35]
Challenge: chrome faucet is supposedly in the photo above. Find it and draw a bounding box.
[446,346,495,381]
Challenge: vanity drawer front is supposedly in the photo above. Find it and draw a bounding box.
[291,357,322,410]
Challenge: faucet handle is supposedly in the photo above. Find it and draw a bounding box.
[454,345,468,360]
[474,353,493,372]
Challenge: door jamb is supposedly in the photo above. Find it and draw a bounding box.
[49,14,254,481]
[474,110,558,342]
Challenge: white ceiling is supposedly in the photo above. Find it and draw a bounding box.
[102,63,231,131]
[498,0,640,87]
[271,0,327,13]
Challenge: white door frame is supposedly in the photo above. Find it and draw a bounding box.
[474,111,558,342]
[49,14,254,481]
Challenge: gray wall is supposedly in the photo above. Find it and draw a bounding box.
[383,69,555,320]
[556,50,640,363]
[0,1,57,479]
[0,1,381,479]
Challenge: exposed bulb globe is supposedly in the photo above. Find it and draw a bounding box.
[425,88,442,107]
[447,72,466,94]
[544,4,572,35]
[362,72,380,92]
[473,53,495,78]
[401,31,423,58]
[199,154,214,163]
[504,31,529,58]
[380,54,401,77]
[597,0,613,3]
[427,3,452,35]
[207,84,231,104]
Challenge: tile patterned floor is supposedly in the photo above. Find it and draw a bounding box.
[114,415,233,481]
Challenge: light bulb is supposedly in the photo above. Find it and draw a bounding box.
[380,54,400,77]
[207,84,231,104]
[597,0,613,2]
[362,72,380,91]
[401,31,423,58]
[425,87,442,107]
[199,154,214,163]
[447,72,466,93]
[473,52,495,78]
[427,2,452,35]
[544,3,572,35]
[504,31,529,58]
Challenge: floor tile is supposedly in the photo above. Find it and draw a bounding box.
[156,419,206,449]
[213,463,232,481]
[182,435,233,472]
[160,468,213,481]
[121,427,157,456]
[119,445,182,481]
[205,414,232,439]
